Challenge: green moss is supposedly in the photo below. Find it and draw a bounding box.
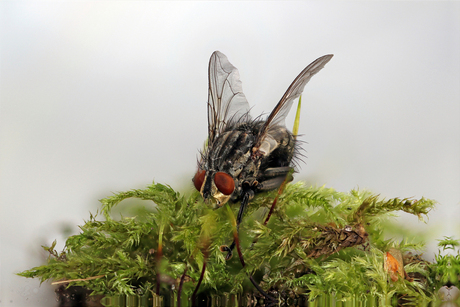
[20,181,453,304]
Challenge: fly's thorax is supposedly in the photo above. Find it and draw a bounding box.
[208,126,256,175]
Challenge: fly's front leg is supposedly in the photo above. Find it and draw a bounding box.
[237,188,254,226]
[221,188,254,260]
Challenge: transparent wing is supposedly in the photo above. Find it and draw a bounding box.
[207,51,250,144]
[255,54,333,151]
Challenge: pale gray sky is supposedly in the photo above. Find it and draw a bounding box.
[1,2,459,306]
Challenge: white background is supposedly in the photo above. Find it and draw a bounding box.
[1,2,459,306]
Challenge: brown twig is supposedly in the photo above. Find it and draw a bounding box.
[156,242,163,295]
[233,226,277,302]
[177,266,188,307]
[192,244,209,307]
[264,171,292,225]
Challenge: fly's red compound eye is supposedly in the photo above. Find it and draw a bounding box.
[193,170,206,191]
[214,172,235,195]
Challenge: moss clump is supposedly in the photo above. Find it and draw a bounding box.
[19,181,443,304]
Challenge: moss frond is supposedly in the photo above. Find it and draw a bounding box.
[19,181,443,303]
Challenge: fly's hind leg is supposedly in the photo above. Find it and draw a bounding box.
[258,166,294,191]
[260,168,294,226]
[221,167,293,260]
[262,166,293,179]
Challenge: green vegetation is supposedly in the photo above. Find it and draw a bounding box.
[19,181,459,305]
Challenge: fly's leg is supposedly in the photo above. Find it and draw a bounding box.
[258,167,294,191]
[221,167,293,260]
[262,166,293,179]
[220,190,253,260]
[237,190,253,227]
[261,170,294,225]
[247,169,293,254]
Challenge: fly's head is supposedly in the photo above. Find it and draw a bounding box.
[193,168,235,208]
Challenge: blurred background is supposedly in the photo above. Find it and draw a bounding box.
[1,2,459,306]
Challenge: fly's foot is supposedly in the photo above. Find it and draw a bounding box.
[219,245,233,260]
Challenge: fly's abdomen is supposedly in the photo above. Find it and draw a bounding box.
[261,126,296,169]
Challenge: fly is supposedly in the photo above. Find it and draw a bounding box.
[193,51,333,259]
